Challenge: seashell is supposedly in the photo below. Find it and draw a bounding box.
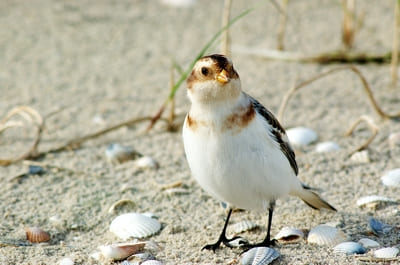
[381,168,400,187]
[241,247,280,265]
[374,247,399,258]
[274,227,304,243]
[286,127,318,146]
[98,242,145,261]
[105,144,141,163]
[307,225,348,246]
[315,141,340,153]
[388,132,400,147]
[358,238,380,249]
[141,260,165,265]
[368,217,392,236]
[164,187,190,195]
[134,156,159,170]
[227,237,249,248]
[160,0,196,8]
[108,199,136,214]
[333,241,366,255]
[230,221,259,234]
[110,213,161,240]
[25,227,50,243]
[58,257,74,265]
[356,195,397,209]
[350,150,370,164]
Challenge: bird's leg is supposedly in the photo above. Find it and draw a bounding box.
[202,208,245,251]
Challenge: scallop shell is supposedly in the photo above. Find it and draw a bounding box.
[381,168,400,187]
[134,156,159,170]
[274,227,304,243]
[350,150,370,164]
[307,225,348,246]
[58,257,74,265]
[358,238,380,249]
[286,127,318,146]
[374,247,399,258]
[141,260,164,265]
[241,247,280,265]
[98,242,145,261]
[110,213,161,240]
[230,221,259,234]
[25,227,50,243]
[333,242,366,255]
[315,141,340,153]
[368,217,392,236]
[356,195,396,209]
[106,144,140,163]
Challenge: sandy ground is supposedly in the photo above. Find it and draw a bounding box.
[1,0,400,264]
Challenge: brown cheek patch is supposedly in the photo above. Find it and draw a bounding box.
[186,70,196,89]
[223,104,256,132]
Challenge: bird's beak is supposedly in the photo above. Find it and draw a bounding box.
[216,69,229,84]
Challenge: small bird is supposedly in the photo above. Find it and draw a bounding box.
[182,54,336,251]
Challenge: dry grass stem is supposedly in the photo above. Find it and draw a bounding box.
[277,65,400,124]
[391,0,400,86]
[221,0,233,56]
[341,0,356,49]
[168,65,176,128]
[276,0,288,50]
[345,115,379,155]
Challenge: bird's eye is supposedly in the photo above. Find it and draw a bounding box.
[201,67,209,76]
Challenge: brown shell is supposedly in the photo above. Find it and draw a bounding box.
[25,227,50,243]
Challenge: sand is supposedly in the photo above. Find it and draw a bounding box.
[0,0,399,264]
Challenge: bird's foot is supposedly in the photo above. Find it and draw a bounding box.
[241,239,277,252]
[202,236,248,252]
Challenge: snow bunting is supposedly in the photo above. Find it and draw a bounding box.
[182,54,336,251]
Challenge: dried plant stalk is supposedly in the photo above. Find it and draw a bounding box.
[345,115,379,154]
[168,64,176,126]
[391,0,400,85]
[341,0,356,49]
[221,0,233,56]
[277,0,288,50]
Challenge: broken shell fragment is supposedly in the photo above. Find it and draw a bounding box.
[274,227,304,243]
[230,221,259,234]
[98,242,145,261]
[134,156,159,170]
[106,144,141,163]
[333,242,366,255]
[286,127,318,146]
[356,195,397,209]
[25,227,50,243]
[374,247,399,258]
[110,213,161,240]
[108,199,136,214]
[381,168,400,187]
[141,260,165,265]
[388,132,400,147]
[350,150,370,164]
[315,141,340,153]
[241,247,280,265]
[358,238,380,249]
[368,217,392,236]
[227,237,249,248]
[307,225,348,246]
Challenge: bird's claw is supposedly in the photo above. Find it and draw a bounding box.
[202,236,248,251]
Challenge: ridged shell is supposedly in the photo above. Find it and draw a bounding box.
[374,247,399,258]
[358,238,380,248]
[286,127,318,146]
[350,150,370,164]
[274,227,304,243]
[368,217,392,236]
[98,242,145,261]
[110,213,161,240]
[241,247,280,265]
[381,168,400,187]
[333,242,366,255]
[141,260,164,265]
[134,156,159,170]
[58,257,74,265]
[106,144,140,163]
[230,221,259,234]
[356,195,396,209]
[307,225,348,246]
[315,141,340,153]
[25,227,50,243]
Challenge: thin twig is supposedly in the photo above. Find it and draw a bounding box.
[345,115,379,155]
[391,0,400,86]
[221,0,233,56]
[341,0,356,49]
[168,64,176,128]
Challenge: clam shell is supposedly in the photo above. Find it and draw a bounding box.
[358,238,380,249]
[141,260,164,265]
[286,127,318,146]
[356,195,396,209]
[315,141,340,153]
[333,242,366,255]
[58,257,74,265]
[230,221,259,234]
[274,227,304,243]
[25,227,50,243]
[374,247,399,258]
[350,150,370,164]
[241,247,280,265]
[134,156,159,170]
[307,225,348,246]
[98,242,145,261]
[110,213,161,240]
[106,144,140,163]
[368,217,392,236]
[381,168,400,187]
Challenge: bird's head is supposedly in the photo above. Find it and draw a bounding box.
[186,54,241,104]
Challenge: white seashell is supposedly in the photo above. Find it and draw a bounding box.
[25,227,51,243]
[58,257,74,265]
[110,213,161,240]
[307,225,348,246]
[227,237,249,247]
[333,241,366,255]
[356,195,397,209]
[160,0,196,8]
[230,221,259,234]
[368,217,392,236]
[388,132,400,147]
[274,227,304,243]
[286,127,318,146]
[381,168,400,187]
[134,156,159,170]
[358,238,380,248]
[241,247,280,265]
[350,150,370,164]
[315,141,340,153]
[374,247,399,258]
[106,144,140,163]
[98,242,145,261]
[90,251,103,261]
[164,188,190,195]
[141,260,165,265]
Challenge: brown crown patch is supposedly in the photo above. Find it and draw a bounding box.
[223,103,255,132]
